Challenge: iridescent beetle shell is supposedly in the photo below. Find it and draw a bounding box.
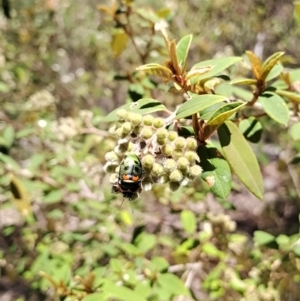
[112,154,145,199]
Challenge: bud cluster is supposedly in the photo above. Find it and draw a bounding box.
[104,110,202,193]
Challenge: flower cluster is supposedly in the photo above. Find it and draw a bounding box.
[104,110,202,193]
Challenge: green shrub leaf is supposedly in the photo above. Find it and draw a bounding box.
[254,230,275,245]
[198,145,231,199]
[157,273,190,296]
[239,117,263,143]
[276,89,300,104]
[261,52,284,80]
[102,98,166,122]
[136,63,173,80]
[103,281,147,301]
[218,121,264,200]
[176,34,193,72]
[176,94,227,119]
[2,125,15,148]
[259,94,289,126]
[289,122,300,140]
[180,210,197,233]
[207,101,246,125]
[190,56,242,83]
[82,292,109,301]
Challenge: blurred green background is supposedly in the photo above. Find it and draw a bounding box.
[1,0,300,300]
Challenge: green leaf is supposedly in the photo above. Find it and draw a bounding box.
[103,281,147,301]
[151,256,169,272]
[43,190,64,204]
[102,98,166,122]
[180,210,197,234]
[294,1,300,20]
[292,242,300,257]
[136,63,173,80]
[218,121,264,200]
[290,153,300,164]
[254,231,275,245]
[229,277,247,292]
[190,56,242,83]
[157,273,190,296]
[207,101,246,125]
[261,52,284,80]
[276,234,290,246]
[29,153,45,171]
[202,242,224,258]
[135,233,157,253]
[0,153,20,170]
[276,89,300,104]
[111,29,128,57]
[199,145,231,199]
[82,292,110,301]
[135,280,152,299]
[231,86,253,102]
[230,78,257,86]
[259,94,289,126]
[265,63,283,82]
[118,242,140,256]
[239,117,263,143]
[289,122,300,140]
[2,126,15,148]
[245,51,262,80]
[0,81,9,92]
[176,94,227,119]
[176,34,193,72]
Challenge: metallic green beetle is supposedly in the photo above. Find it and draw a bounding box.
[112,154,145,199]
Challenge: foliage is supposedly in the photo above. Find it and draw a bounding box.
[1,1,300,301]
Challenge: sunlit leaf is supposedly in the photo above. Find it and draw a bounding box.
[186,66,212,80]
[231,86,253,102]
[218,121,264,200]
[230,78,257,86]
[245,50,262,80]
[0,153,19,170]
[111,29,128,57]
[199,145,231,199]
[0,81,9,92]
[276,89,300,104]
[83,292,110,301]
[176,94,227,119]
[103,281,147,301]
[169,39,181,75]
[136,8,160,23]
[254,231,275,245]
[289,122,300,140]
[135,233,157,253]
[157,273,190,296]
[176,34,193,72]
[239,117,263,143]
[207,101,246,125]
[265,63,283,82]
[261,52,284,80]
[102,98,166,122]
[180,210,197,234]
[294,1,300,21]
[190,57,242,83]
[43,189,64,204]
[137,63,173,80]
[259,94,289,126]
[202,242,224,258]
[2,125,15,148]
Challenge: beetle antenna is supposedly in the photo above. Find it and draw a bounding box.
[129,199,134,214]
[119,197,125,210]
